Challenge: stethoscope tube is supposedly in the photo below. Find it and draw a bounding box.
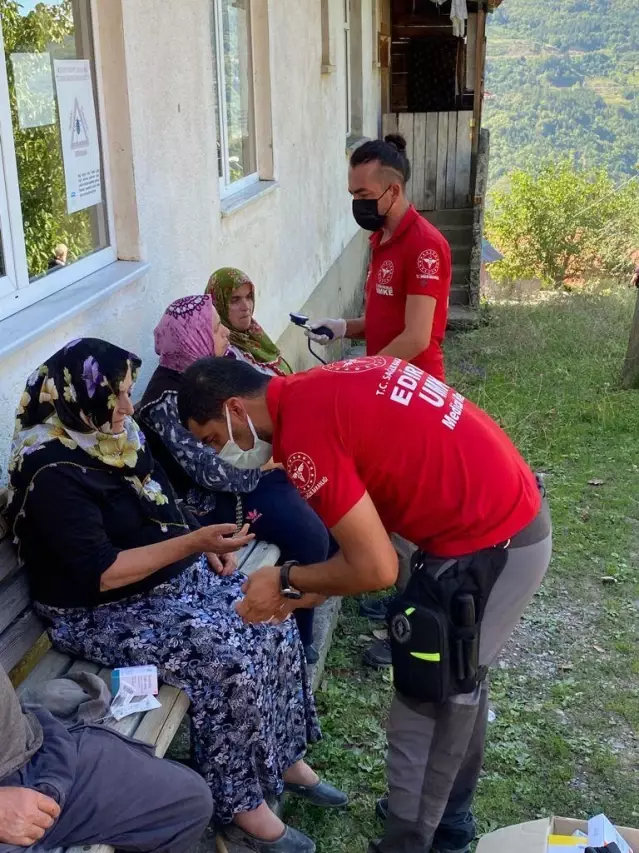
[307,338,328,365]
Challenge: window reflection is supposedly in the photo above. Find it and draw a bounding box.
[3,0,109,280]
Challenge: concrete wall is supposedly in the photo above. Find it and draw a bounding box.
[0,0,380,479]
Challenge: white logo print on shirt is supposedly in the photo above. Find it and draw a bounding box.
[286,452,328,499]
[417,249,440,281]
[287,452,317,493]
[286,451,328,500]
[322,356,387,374]
[376,260,395,295]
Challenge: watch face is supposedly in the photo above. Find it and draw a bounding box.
[283,588,303,600]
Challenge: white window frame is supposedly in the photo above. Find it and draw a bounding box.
[345,0,363,143]
[213,0,260,200]
[344,0,352,138]
[0,0,116,324]
[0,134,19,301]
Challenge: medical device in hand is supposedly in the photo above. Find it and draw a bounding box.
[289,313,334,364]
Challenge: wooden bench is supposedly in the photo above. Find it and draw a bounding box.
[0,487,280,853]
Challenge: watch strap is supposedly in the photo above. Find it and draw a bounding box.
[280,560,301,597]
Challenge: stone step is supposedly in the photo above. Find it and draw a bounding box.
[450,244,472,265]
[421,207,474,228]
[450,285,471,306]
[448,304,479,330]
[451,264,470,286]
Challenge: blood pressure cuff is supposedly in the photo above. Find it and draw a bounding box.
[388,546,508,704]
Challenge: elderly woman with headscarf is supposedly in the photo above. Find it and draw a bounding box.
[205,267,292,376]
[7,338,346,853]
[137,295,335,661]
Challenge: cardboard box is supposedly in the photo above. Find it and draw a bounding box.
[476,817,639,853]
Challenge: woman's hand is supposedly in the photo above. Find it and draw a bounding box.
[260,458,284,473]
[207,552,238,576]
[192,523,254,555]
[236,565,283,623]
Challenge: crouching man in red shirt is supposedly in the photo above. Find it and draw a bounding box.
[178,356,552,853]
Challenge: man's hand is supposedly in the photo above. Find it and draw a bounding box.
[274,593,328,622]
[305,318,347,345]
[207,552,237,576]
[0,787,60,846]
[236,565,286,624]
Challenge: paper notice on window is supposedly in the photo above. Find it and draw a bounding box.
[12,53,56,130]
[53,59,103,214]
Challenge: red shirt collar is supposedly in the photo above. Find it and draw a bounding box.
[266,376,286,463]
[370,205,419,251]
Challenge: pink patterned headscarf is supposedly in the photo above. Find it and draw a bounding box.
[154,295,214,374]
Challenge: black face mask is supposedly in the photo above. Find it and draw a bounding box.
[352,186,392,232]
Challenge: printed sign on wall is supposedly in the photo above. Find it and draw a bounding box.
[53,59,103,214]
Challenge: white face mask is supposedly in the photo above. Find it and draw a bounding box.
[218,406,273,469]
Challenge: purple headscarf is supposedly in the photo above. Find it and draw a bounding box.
[154,295,214,374]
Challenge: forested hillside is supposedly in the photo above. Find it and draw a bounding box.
[484,0,639,186]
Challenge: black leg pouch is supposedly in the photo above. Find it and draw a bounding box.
[388,548,508,703]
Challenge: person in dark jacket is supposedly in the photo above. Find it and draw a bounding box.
[7,338,344,853]
[0,662,212,852]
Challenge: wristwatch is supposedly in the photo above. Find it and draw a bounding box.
[279,560,303,600]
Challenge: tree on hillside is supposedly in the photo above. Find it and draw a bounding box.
[485,161,639,287]
[485,0,639,184]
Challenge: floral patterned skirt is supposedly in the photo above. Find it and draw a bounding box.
[36,558,321,824]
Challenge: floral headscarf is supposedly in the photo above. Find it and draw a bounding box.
[7,339,179,540]
[206,267,292,376]
[154,294,215,374]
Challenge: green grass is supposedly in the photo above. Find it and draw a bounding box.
[285,285,639,852]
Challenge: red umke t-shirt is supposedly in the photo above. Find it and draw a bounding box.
[364,206,451,382]
[268,357,540,557]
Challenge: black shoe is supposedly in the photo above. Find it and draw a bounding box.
[303,644,319,665]
[363,639,392,669]
[359,594,397,621]
[375,800,470,853]
[284,779,349,808]
[222,824,316,853]
[375,795,388,821]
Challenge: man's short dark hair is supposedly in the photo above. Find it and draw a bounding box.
[349,134,411,185]
[178,357,271,426]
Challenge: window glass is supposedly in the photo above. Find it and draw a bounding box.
[3,0,109,281]
[213,0,257,188]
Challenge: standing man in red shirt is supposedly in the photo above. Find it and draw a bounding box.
[306,135,453,655]
[178,356,552,853]
[305,134,452,382]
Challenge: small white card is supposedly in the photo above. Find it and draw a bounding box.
[112,665,159,696]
